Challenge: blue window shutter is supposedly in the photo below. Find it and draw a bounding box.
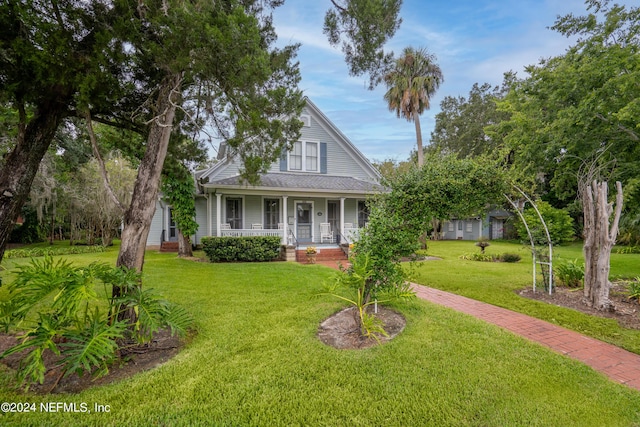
[280,148,287,171]
[320,142,327,174]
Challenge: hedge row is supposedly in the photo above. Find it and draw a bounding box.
[459,252,522,263]
[4,245,107,259]
[201,236,281,262]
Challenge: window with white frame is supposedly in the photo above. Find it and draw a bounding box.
[466,221,473,233]
[289,141,319,172]
[290,141,303,170]
[263,199,280,229]
[448,222,454,232]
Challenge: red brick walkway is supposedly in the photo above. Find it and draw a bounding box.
[314,260,640,392]
[412,284,640,392]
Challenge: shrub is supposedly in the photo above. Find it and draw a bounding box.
[513,201,575,245]
[459,253,496,262]
[627,277,640,302]
[0,257,192,389]
[201,236,281,262]
[4,245,107,259]
[615,245,640,254]
[554,259,584,288]
[500,253,521,263]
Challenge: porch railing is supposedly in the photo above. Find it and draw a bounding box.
[343,227,360,242]
[215,227,360,244]
[220,229,284,238]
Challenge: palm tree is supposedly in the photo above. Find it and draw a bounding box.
[384,47,443,167]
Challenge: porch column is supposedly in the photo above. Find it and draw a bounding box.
[282,195,288,245]
[206,193,212,237]
[340,197,345,238]
[216,193,222,237]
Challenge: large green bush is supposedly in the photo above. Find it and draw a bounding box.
[201,236,281,262]
[514,201,575,245]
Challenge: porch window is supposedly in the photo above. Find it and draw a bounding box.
[226,198,243,229]
[264,199,280,229]
[357,200,369,228]
[466,222,473,233]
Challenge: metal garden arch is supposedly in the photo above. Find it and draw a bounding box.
[504,186,554,295]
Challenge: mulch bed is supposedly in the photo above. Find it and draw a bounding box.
[317,306,406,349]
[0,328,187,394]
[519,281,640,330]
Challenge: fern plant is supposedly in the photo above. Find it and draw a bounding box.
[0,257,192,390]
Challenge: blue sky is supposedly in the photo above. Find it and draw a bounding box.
[271,0,590,162]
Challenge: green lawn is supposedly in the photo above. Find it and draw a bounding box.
[409,240,640,354]
[0,247,639,426]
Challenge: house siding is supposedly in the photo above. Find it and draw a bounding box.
[147,98,382,248]
[200,100,380,185]
[193,197,208,245]
[147,202,165,246]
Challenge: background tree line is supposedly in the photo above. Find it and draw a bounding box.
[421,0,639,246]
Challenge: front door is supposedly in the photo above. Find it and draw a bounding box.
[491,218,504,239]
[168,208,178,242]
[296,202,313,243]
[456,220,464,240]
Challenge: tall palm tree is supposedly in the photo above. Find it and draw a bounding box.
[384,47,443,167]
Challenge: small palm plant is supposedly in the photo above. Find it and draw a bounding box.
[324,252,414,341]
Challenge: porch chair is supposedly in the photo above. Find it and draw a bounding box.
[251,223,263,229]
[220,223,231,230]
[320,222,333,243]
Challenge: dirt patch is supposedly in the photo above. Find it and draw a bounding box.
[0,328,188,394]
[317,306,406,349]
[519,282,640,330]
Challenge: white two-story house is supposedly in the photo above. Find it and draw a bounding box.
[147,98,384,251]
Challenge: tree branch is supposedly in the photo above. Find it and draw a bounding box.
[330,0,348,13]
[609,181,623,242]
[83,110,126,214]
[595,113,639,141]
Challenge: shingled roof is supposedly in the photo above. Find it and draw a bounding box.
[207,172,385,193]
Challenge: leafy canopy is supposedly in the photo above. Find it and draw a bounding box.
[324,0,403,88]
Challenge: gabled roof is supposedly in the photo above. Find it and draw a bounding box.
[196,97,380,185]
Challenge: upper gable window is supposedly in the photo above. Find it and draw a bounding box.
[289,141,318,172]
[300,114,311,127]
[290,141,303,170]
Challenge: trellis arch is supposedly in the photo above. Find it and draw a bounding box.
[504,187,554,295]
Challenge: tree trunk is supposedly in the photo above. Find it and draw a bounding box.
[0,99,69,263]
[413,113,424,167]
[116,72,183,274]
[114,72,182,322]
[177,229,193,258]
[582,181,623,311]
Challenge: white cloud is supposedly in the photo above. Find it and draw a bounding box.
[269,0,590,162]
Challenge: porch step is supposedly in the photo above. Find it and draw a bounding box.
[160,241,179,252]
[296,248,347,262]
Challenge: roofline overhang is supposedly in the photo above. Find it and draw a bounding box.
[200,183,385,198]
